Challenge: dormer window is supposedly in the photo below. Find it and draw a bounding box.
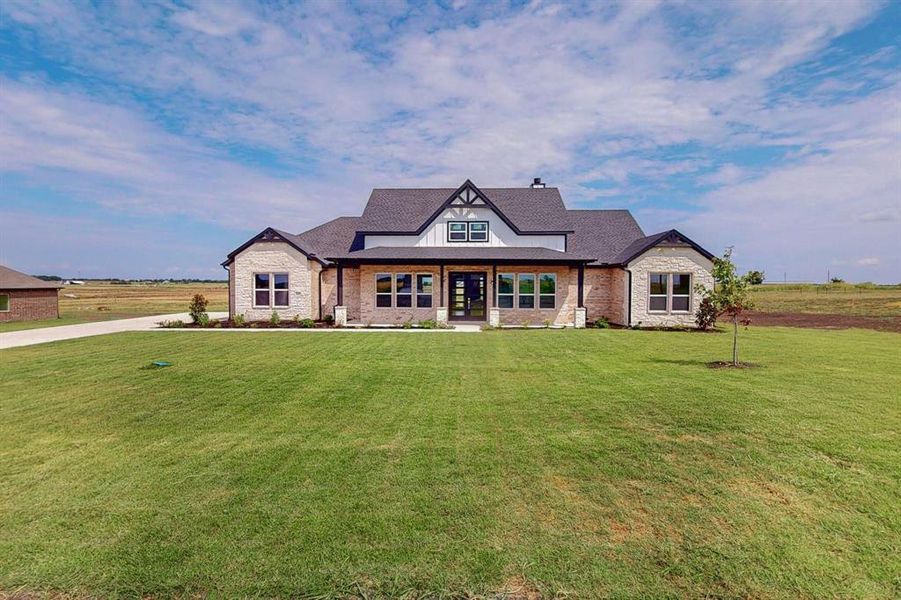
[447,221,489,242]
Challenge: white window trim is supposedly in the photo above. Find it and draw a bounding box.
[468,221,489,242]
[253,272,290,309]
[447,222,468,242]
[671,273,692,313]
[539,273,556,309]
[497,273,514,309]
[0,293,9,312]
[395,272,413,308]
[648,272,668,313]
[416,272,434,308]
[375,272,393,308]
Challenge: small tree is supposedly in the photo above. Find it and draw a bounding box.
[746,270,765,285]
[188,294,208,325]
[700,248,754,366]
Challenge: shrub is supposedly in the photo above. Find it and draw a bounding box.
[232,314,246,327]
[747,270,765,285]
[830,277,845,284]
[402,320,413,329]
[196,313,210,327]
[695,296,718,330]
[270,311,280,326]
[543,319,552,328]
[323,314,335,326]
[418,319,436,329]
[299,318,315,328]
[594,316,610,329]
[188,294,208,324]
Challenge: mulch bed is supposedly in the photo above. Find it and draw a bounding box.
[746,311,901,333]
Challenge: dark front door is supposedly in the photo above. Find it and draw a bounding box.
[449,272,487,320]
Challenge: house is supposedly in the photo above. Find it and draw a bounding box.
[0,265,63,322]
[222,179,715,328]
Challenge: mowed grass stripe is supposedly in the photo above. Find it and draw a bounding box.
[0,328,899,597]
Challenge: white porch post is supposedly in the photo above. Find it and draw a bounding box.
[574,307,587,328]
[334,305,347,327]
[489,307,500,327]
[436,306,448,326]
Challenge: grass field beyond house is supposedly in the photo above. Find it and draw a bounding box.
[0,282,227,332]
[1,329,899,597]
[750,283,901,317]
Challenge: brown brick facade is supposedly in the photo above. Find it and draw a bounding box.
[0,289,59,322]
[583,267,627,325]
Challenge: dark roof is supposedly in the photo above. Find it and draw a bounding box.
[222,227,328,267]
[332,246,593,263]
[566,210,645,266]
[613,229,716,264]
[357,184,572,234]
[0,264,63,289]
[294,217,363,258]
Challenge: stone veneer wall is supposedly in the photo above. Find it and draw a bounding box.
[356,264,578,326]
[231,242,315,320]
[0,288,59,322]
[627,246,714,327]
[582,267,627,325]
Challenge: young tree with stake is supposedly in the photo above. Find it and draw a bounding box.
[697,248,754,366]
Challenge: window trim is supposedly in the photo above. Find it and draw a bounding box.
[253,272,290,308]
[497,272,514,309]
[539,273,556,309]
[670,273,692,313]
[468,221,489,242]
[648,272,668,313]
[375,272,393,308]
[416,272,434,308]
[447,221,468,243]
[517,273,536,309]
[395,272,413,308]
[0,293,9,312]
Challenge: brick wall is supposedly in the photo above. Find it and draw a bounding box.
[0,289,59,322]
[320,267,360,321]
[583,267,627,325]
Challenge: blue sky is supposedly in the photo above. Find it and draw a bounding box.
[1,0,898,282]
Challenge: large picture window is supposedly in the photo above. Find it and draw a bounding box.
[649,273,668,312]
[416,274,433,308]
[539,273,556,309]
[497,273,514,308]
[375,273,392,307]
[0,293,8,312]
[395,273,413,307]
[518,273,535,308]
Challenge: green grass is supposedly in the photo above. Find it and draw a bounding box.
[750,283,901,317]
[0,282,227,332]
[1,329,899,597]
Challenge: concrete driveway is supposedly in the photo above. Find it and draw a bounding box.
[0,312,228,350]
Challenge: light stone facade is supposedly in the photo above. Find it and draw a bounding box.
[626,246,714,327]
[231,242,315,321]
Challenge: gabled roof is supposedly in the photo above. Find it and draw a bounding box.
[613,229,715,265]
[329,246,594,263]
[566,210,645,266]
[0,264,63,289]
[356,180,573,234]
[222,227,328,267]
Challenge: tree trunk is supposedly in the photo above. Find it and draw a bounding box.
[732,313,739,366]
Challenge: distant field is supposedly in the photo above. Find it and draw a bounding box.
[0,282,227,332]
[750,283,901,317]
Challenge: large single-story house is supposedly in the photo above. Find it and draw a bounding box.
[0,264,62,322]
[222,179,715,328]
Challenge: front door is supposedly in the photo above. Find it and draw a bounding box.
[449,272,487,320]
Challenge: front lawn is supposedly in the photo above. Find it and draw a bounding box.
[1,328,898,597]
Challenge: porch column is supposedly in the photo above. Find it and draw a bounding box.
[337,264,344,306]
[577,263,584,308]
[574,263,586,328]
[436,263,448,326]
[489,264,500,327]
[334,263,346,326]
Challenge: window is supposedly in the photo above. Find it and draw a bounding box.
[497,273,514,308]
[273,274,289,307]
[649,273,668,312]
[468,221,488,241]
[416,274,433,308]
[447,221,489,242]
[254,273,271,307]
[671,273,691,312]
[518,273,535,308]
[254,272,289,307]
[448,222,467,242]
[376,273,392,307]
[396,273,413,307]
[539,273,556,308]
[0,293,8,312]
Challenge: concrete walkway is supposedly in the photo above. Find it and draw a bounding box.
[0,312,228,350]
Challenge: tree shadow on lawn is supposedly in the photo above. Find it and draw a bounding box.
[650,358,762,369]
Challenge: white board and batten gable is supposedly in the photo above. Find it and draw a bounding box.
[363,185,567,251]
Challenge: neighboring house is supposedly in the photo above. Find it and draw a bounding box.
[222,179,715,328]
[0,265,62,322]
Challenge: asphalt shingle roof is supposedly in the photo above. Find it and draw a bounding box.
[0,265,63,289]
[328,246,594,262]
[566,210,645,266]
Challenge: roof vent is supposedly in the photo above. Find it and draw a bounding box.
[530,177,545,189]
